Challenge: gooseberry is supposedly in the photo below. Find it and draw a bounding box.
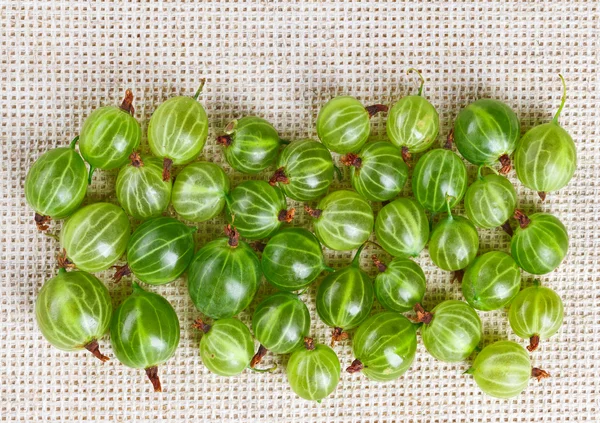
[371,255,426,313]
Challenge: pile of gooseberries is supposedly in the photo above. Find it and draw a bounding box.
[27,71,574,400]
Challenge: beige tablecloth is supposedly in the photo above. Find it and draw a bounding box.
[1,1,598,422]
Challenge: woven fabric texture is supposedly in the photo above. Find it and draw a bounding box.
[1,1,599,422]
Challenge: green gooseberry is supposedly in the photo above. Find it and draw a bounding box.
[371,255,426,313]
[466,340,550,399]
[269,139,334,201]
[316,96,387,154]
[342,141,408,202]
[346,312,418,382]
[251,292,310,366]
[420,300,482,362]
[115,153,172,220]
[412,148,468,213]
[509,280,564,352]
[79,90,141,180]
[226,180,293,240]
[187,226,261,319]
[113,217,195,286]
[511,209,569,275]
[429,202,479,271]
[514,75,577,200]
[217,116,282,174]
[464,166,517,230]
[453,98,520,173]
[316,245,374,344]
[305,190,374,251]
[172,161,230,222]
[461,251,521,311]
[25,137,88,230]
[61,202,131,273]
[35,268,112,361]
[286,337,341,402]
[194,318,254,377]
[147,81,209,178]
[374,197,429,258]
[386,68,440,162]
[110,283,180,392]
[261,227,333,291]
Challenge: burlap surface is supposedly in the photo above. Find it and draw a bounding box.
[1,1,599,421]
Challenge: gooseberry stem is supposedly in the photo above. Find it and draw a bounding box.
[279,139,291,145]
[444,129,454,150]
[501,220,514,237]
[351,243,369,267]
[453,269,465,283]
[371,255,387,273]
[304,205,322,219]
[277,208,295,223]
[413,303,433,324]
[69,136,80,149]
[401,146,412,164]
[145,366,162,392]
[84,339,109,362]
[162,158,173,181]
[499,154,512,175]
[341,153,362,169]
[322,265,336,273]
[119,89,135,115]
[112,264,132,282]
[35,213,51,231]
[333,165,343,181]
[331,327,349,346]
[531,367,550,381]
[445,196,454,219]
[513,209,531,229]
[304,337,315,351]
[346,359,364,374]
[250,344,268,368]
[365,104,389,118]
[269,167,289,186]
[57,249,74,270]
[407,68,425,97]
[216,134,232,147]
[463,367,475,375]
[552,74,567,125]
[538,191,547,201]
[249,364,278,373]
[129,152,144,167]
[88,166,95,185]
[527,334,540,352]
[193,79,206,101]
[477,165,484,180]
[224,225,240,248]
[533,279,541,287]
[192,318,211,334]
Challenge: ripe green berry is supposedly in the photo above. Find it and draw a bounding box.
[316,96,387,154]
[25,137,88,230]
[61,203,131,272]
[511,210,569,275]
[509,280,564,352]
[386,69,440,162]
[466,340,550,399]
[79,90,141,178]
[412,148,468,213]
[372,255,426,313]
[171,161,230,222]
[286,338,341,402]
[462,251,521,311]
[217,116,282,174]
[375,198,429,258]
[347,312,417,382]
[226,180,293,240]
[110,283,180,392]
[261,228,333,291]
[187,226,260,319]
[269,139,334,201]
[514,75,577,200]
[35,268,111,361]
[115,153,172,220]
[453,98,520,173]
[306,190,374,251]
[342,141,408,202]
[420,300,482,362]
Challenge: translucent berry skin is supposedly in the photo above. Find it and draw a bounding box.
[453,99,520,167]
[387,95,439,154]
[462,251,521,311]
[261,228,330,291]
[286,343,341,401]
[346,141,408,202]
[79,104,141,170]
[25,142,88,219]
[429,215,479,271]
[200,318,254,377]
[148,95,208,165]
[511,212,569,275]
[273,139,334,201]
[374,258,426,313]
[316,96,372,154]
[421,300,482,362]
[469,341,532,399]
[509,284,564,346]
[221,116,281,174]
[375,198,429,258]
[187,237,261,319]
[465,173,517,229]
[252,292,310,354]
[351,312,418,382]
[35,269,111,352]
[171,161,230,223]
[116,156,172,220]
[226,180,289,240]
[126,217,196,285]
[412,149,468,212]
[309,190,374,251]
[61,203,131,273]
